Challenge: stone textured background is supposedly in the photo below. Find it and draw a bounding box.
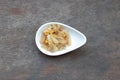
[0,0,120,80]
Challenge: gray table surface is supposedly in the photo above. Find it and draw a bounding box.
[0,0,120,80]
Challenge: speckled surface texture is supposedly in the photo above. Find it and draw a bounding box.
[0,0,120,80]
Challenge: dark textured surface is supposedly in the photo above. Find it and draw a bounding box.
[0,0,120,80]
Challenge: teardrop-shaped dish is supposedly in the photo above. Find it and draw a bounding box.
[35,22,87,56]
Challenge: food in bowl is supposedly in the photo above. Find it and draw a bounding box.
[40,24,71,52]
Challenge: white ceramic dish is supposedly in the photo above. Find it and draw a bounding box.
[35,22,87,56]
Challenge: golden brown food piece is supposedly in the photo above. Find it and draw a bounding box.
[40,24,71,52]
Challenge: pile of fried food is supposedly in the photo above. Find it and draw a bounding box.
[40,24,71,52]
